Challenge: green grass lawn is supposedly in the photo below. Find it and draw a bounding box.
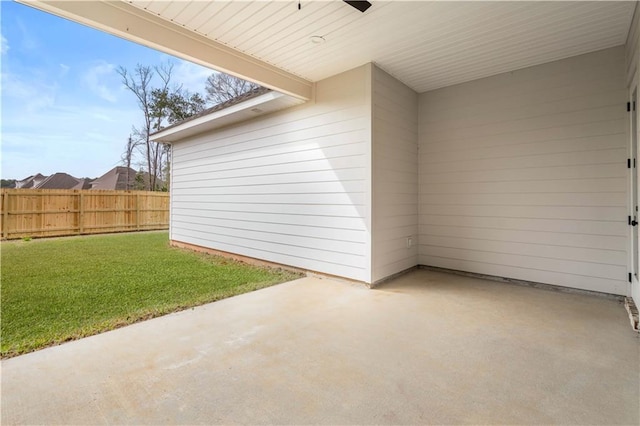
[1,231,301,358]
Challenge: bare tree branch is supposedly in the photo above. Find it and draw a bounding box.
[117,65,156,190]
[205,73,261,105]
[118,61,207,191]
[121,134,142,190]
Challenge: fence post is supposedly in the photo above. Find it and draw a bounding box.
[2,190,8,239]
[79,192,84,235]
[136,193,140,231]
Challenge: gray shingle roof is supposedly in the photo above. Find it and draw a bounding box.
[91,166,159,190]
[151,86,272,135]
[36,173,83,190]
[91,167,137,190]
[16,173,47,189]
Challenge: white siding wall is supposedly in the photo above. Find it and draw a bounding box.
[170,65,372,282]
[418,47,629,295]
[626,5,640,304]
[626,4,638,88]
[372,66,419,282]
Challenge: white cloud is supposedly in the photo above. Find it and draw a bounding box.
[1,70,57,112]
[15,18,38,51]
[1,64,140,179]
[1,34,8,55]
[59,63,70,77]
[82,61,118,103]
[90,112,115,122]
[169,58,213,95]
[1,103,140,179]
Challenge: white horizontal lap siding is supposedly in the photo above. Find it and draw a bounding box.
[419,47,628,295]
[170,65,371,281]
[372,65,419,282]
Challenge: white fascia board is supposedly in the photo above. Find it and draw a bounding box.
[18,0,313,101]
[151,91,302,143]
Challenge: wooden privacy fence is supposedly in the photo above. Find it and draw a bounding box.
[0,189,169,240]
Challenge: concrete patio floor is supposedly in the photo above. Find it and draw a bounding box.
[2,269,639,425]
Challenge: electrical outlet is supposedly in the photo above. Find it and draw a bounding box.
[406,237,413,248]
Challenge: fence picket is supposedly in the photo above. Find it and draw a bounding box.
[0,189,169,239]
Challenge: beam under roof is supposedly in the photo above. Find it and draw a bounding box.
[18,0,314,101]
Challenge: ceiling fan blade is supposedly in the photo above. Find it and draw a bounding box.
[343,1,372,13]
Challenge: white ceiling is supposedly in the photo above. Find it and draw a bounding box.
[126,1,634,93]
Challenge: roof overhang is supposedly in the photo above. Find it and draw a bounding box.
[17,0,314,100]
[18,1,635,95]
[151,91,305,143]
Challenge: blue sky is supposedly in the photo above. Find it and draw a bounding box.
[1,0,214,179]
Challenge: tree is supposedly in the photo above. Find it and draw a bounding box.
[117,64,156,190]
[1,179,16,188]
[151,89,206,125]
[149,84,206,187]
[204,72,261,105]
[121,135,140,190]
[134,170,146,190]
[118,62,206,190]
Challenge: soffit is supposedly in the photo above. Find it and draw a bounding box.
[151,91,305,142]
[127,1,634,93]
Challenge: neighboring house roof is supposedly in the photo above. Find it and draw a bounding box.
[15,173,47,189]
[36,173,84,190]
[15,173,87,190]
[91,167,138,190]
[73,178,94,190]
[91,166,160,190]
